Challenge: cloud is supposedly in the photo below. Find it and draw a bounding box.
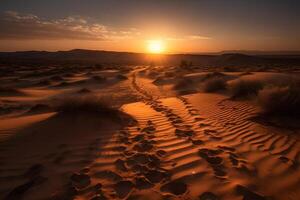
[166,34,212,41]
[186,35,212,40]
[0,11,140,41]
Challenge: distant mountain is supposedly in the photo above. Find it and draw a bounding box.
[0,49,300,67]
[218,50,300,56]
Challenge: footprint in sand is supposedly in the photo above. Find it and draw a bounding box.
[134,177,154,189]
[198,148,227,177]
[70,172,91,189]
[114,159,128,171]
[113,180,134,199]
[199,123,210,128]
[175,128,194,137]
[133,140,154,152]
[93,170,122,182]
[144,169,169,184]
[191,139,204,145]
[156,149,167,157]
[160,180,188,195]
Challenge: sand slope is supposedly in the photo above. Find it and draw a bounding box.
[0,68,299,199]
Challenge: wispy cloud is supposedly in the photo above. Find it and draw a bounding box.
[167,34,212,41]
[0,11,140,41]
[186,35,212,40]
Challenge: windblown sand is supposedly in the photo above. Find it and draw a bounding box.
[0,66,299,200]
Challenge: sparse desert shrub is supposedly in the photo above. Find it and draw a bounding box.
[56,95,135,124]
[179,60,193,70]
[203,77,227,93]
[152,76,165,85]
[57,96,116,115]
[202,72,225,81]
[229,79,263,99]
[147,70,159,78]
[173,78,194,90]
[173,77,197,94]
[153,75,174,85]
[258,85,300,116]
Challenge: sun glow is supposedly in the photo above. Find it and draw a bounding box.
[147,40,165,54]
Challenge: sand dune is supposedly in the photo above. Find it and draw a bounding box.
[0,66,299,200]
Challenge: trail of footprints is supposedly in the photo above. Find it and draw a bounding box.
[2,72,273,199]
[64,72,298,199]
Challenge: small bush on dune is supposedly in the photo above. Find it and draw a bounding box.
[203,77,227,93]
[173,77,197,95]
[258,85,300,116]
[56,96,117,116]
[55,96,136,125]
[147,70,159,78]
[229,79,263,99]
[202,72,226,81]
[173,78,194,90]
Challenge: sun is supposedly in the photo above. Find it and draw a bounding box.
[147,40,165,54]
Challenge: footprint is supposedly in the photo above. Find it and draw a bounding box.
[175,129,194,137]
[115,159,128,171]
[206,156,223,165]
[160,180,187,195]
[191,139,204,145]
[93,170,122,182]
[134,177,154,189]
[144,169,169,184]
[114,180,134,198]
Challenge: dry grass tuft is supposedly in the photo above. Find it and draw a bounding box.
[258,85,300,116]
[56,95,120,118]
[173,78,194,90]
[229,79,263,99]
[203,77,227,93]
[202,72,226,81]
[55,95,136,125]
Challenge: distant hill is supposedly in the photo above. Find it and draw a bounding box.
[217,50,300,56]
[0,49,300,67]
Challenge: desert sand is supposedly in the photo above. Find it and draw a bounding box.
[0,64,299,200]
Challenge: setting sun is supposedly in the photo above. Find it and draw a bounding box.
[147,40,165,54]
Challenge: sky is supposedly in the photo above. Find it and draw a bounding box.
[0,0,299,53]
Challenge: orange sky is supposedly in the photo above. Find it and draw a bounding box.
[0,1,299,53]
